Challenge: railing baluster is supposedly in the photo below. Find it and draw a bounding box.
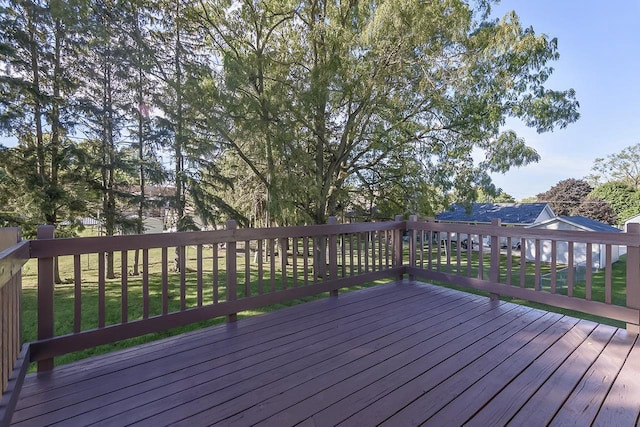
[121,250,128,323]
[370,231,376,272]
[257,239,264,293]
[292,237,298,287]
[341,234,346,277]
[197,244,203,307]
[98,251,106,327]
[605,244,612,304]
[270,238,276,290]
[477,235,484,280]
[349,234,355,276]
[212,244,219,303]
[280,237,287,290]
[586,243,593,300]
[226,220,237,322]
[356,233,362,274]
[161,247,168,315]
[534,240,541,291]
[364,233,370,273]
[519,240,526,288]
[303,237,309,285]
[506,236,513,285]
[567,242,574,297]
[550,240,557,294]
[179,246,186,311]
[466,235,472,277]
[378,231,383,270]
[73,255,81,333]
[142,248,149,318]
[245,240,251,296]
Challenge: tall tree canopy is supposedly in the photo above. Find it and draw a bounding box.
[192,0,579,224]
[1,0,581,233]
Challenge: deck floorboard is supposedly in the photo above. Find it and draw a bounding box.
[10,281,640,426]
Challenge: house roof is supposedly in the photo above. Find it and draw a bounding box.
[529,216,622,233]
[436,203,553,225]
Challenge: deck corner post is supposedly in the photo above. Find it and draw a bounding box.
[225,219,238,323]
[394,215,404,280]
[489,218,501,284]
[328,217,339,296]
[408,215,418,282]
[625,223,640,333]
[36,225,55,372]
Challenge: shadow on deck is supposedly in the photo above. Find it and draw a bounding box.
[10,282,640,426]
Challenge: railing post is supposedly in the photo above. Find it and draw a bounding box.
[489,218,501,301]
[626,223,640,333]
[408,215,418,282]
[328,216,338,296]
[37,225,55,372]
[394,215,404,280]
[225,220,238,323]
[0,228,20,393]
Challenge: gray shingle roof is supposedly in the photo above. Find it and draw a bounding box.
[561,216,621,232]
[436,203,551,225]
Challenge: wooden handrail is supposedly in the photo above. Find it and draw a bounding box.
[30,219,403,370]
[405,218,640,329]
[7,214,640,376]
[0,228,29,427]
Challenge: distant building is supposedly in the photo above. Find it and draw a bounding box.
[525,216,623,269]
[436,203,555,226]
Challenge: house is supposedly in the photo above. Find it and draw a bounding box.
[436,203,555,226]
[435,203,555,247]
[525,216,623,269]
[624,212,640,231]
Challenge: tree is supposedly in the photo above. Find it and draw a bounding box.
[589,182,640,223]
[537,178,592,216]
[475,188,516,203]
[574,197,617,225]
[589,143,640,190]
[0,0,90,281]
[193,0,579,228]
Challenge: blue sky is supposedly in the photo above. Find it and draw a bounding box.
[488,0,640,200]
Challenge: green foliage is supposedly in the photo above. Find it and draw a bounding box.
[589,182,640,223]
[574,197,617,225]
[192,0,579,225]
[537,178,593,216]
[537,178,618,224]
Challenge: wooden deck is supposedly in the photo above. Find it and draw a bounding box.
[9,282,640,426]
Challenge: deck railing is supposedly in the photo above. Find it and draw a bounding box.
[0,215,639,396]
[29,218,404,371]
[405,216,640,333]
[0,228,30,426]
